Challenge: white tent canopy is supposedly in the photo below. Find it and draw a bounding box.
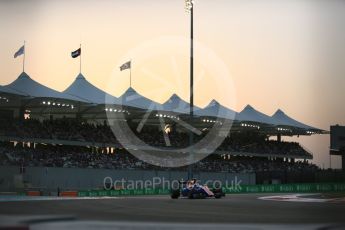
[162,94,201,114]
[4,72,83,102]
[118,87,162,110]
[195,99,237,119]
[63,73,119,104]
[272,109,318,130]
[0,73,324,132]
[236,105,278,125]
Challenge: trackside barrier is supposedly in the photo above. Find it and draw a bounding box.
[77,188,171,197]
[223,183,345,194]
[76,183,345,197]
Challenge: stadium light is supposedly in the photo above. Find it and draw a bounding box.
[185,0,194,12]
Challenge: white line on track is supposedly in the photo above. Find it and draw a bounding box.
[258,194,331,203]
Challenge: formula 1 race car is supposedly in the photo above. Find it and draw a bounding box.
[170,179,225,199]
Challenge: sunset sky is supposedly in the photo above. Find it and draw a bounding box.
[0,0,344,168]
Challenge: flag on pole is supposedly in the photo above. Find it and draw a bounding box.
[120,61,131,71]
[71,48,81,58]
[14,45,25,58]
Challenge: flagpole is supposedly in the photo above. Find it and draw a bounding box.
[23,41,26,72]
[79,44,82,74]
[130,59,132,88]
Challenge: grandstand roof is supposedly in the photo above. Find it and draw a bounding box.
[0,85,25,96]
[0,73,325,133]
[4,72,84,102]
[63,73,119,104]
[162,94,201,114]
[272,109,319,130]
[118,87,162,110]
[236,105,278,125]
[195,99,237,119]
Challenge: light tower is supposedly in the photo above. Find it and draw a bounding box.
[185,0,194,179]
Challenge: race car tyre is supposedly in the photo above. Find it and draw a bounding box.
[188,191,194,199]
[214,193,222,199]
[198,193,206,199]
[171,189,180,199]
[212,188,225,197]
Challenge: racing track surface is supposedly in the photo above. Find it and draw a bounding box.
[0,194,345,225]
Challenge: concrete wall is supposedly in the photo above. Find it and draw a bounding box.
[0,166,256,192]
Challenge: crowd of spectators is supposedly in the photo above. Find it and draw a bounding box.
[0,142,319,174]
[219,138,310,157]
[0,118,311,158]
[0,118,117,143]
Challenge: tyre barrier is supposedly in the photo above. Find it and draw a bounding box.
[26,191,41,196]
[59,191,78,197]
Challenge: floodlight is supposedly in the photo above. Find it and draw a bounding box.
[185,0,194,12]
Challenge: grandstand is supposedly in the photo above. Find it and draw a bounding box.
[0,72,327,191]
